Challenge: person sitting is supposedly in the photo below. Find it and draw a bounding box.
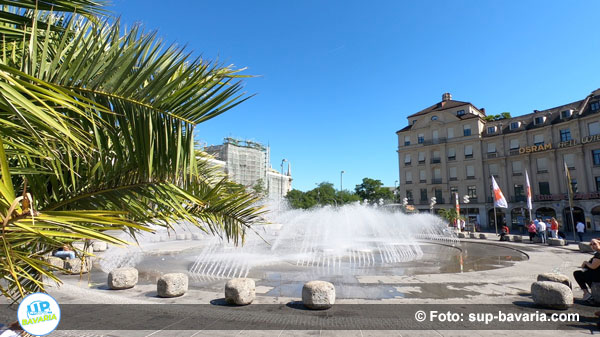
[500,225,510,241]
[573,239,600,302]
[53,244,76,260]
[527,221,537,242]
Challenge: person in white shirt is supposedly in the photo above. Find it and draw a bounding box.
[538,219,547,244]
[577,221,585,242]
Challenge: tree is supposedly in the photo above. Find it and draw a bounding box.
[438,209,464,226]
[355,178,394,203]
[0,2,264,300]
[252,179,267,199]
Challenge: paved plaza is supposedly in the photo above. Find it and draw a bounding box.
[2,235,595,336]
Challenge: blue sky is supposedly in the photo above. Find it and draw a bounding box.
[112,0,600,192]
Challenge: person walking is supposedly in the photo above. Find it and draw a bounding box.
[527,221,537,242]
[577,221,586,242]
[574,239,600,302]
[550,217,559,239]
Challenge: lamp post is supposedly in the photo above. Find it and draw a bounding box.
[340,170,345,192]
[430,197,437,215]
[394,180,399,203]
[463,195,470,232]
[280,159,287,200]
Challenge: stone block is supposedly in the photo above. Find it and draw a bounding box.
[157,273,188,298]
[469,233,477,239]
[479,233,489,239]
[537,273,571,289]
[225,278,255,305]
[176,234,186,240]
[302,280,336,310]
[457,232,466,239]
[579,242,594,253]
[531,281,573,309]
[108,267,138,290]
[548,238,566,246]
[591,283,600,303]
[63,258,90,274]
[533,236,542,243]
[92,241,108,252]
[512,235,522,242]
[46,256,64,269]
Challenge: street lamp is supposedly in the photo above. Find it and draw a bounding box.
[430,197,437,214]
[463,195,470,232]
[340,170,345,192]
[394,180,399,203]
[280,159,287,200]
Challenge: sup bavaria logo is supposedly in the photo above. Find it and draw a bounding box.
[17,293,60,336]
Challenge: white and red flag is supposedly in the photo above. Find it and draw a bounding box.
[525,170,533,210]
[491,175,508,208]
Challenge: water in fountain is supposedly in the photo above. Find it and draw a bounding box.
[188,203,456,281]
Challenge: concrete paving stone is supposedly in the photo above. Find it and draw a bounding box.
[278,330,321,337]
[358,331,403,337]
[320,330,363,337]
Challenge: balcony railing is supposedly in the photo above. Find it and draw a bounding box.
[431,178,442,184]
[487,152,497,158]
[431,158,441,164]
[418,160,426,165]
[423,138,447,145]
[510,196,527,202]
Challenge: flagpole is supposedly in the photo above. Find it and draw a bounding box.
[491,176,498,235]
[564,162,577,242]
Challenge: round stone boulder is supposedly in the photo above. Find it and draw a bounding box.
[591,283,600,303]
[548,238,566,246]
[579,242,594,253]
[511,235,522,242]
[531,281,573,309]
[457,232,466,239]
[479,233,489,239]
[46,256,64,269]
[63,258,90,274]
[469,233,477,239]
[92,241,108,252]
[537,273,571,289]
[225,278,255,305]
[302,280,335,310]
[108,267,138,290]
[157,273,188,298]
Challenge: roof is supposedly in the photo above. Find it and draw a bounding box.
[407,100,472,118]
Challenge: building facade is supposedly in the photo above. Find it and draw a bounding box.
[204,138,292,199]
[397,90,600,232]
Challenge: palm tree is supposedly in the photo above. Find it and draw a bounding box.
[0,1,265,301]
[438,209,464,227]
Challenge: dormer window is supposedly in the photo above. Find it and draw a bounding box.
[412,120,417,125]
[456,110,465,116]
[431,116,438,121]
[510,122,521,130]
[534,116,546,125]
[591,102,600,111]
[487,126,496,134]
[561,110,573,119]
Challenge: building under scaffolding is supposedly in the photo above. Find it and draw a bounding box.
[204,138,292,199]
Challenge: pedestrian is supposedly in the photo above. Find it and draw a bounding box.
[527,221,537,242]
[577,220,586,242]
[537,219,547,244]
[500,224,510,241]
[550,217,559,239]
[573,239,600,302]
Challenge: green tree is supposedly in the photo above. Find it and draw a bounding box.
[0,2,264,300]
[252,179,267,199]
[285,189,317,209]
[355,178,394,203]
[438,209,464,226]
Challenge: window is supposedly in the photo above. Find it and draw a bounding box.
[536,157,548,172]
[405,171,412,184]
[420,188,427,201]
[433,168,441,180]
[404,154,411,165]
[432,130,439,140]
[419,170,426,183]
[418,133,424,144]
[534,116,545,125]
[487,126,496,134]
[593,149,600,166]
[512,161,522,175]
[487,143,496,153]
[448,147,456,160]
[412,120,417,125]
[591,102,600,111]
[590,122,600,136]
[571,179,578,193]
[447,127,454,139]
[539,182,550,195]
[509,138,519,150]
[418,152,426,164]
[432,151,440,163]
[466,165,475,179]
[449,167,457,180]
[463,124,471,136]
[435,188,443,201]
[596,177,600,192]
[533,134,544,146]
[431,116,438,121]
[457,109,465,116]
[564,153,575,168]
[404,136,410,146]
[561,110,573,119]
[467,186,477,198]
[514,184,524,197]
[510,122,520,130]
[560,129,571,142]
[464,145,473,159]
[489,164,499,176]
[406,190,413,202]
